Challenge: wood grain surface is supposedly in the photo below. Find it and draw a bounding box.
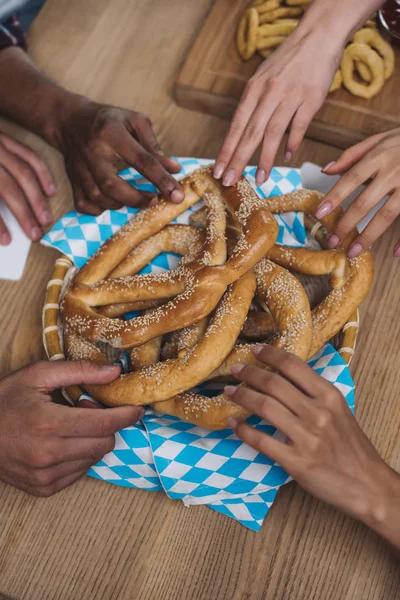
[0,1,399,599]
[175,0,400,148]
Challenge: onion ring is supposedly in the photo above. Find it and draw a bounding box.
[341,43,385,99]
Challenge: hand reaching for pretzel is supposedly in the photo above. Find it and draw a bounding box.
[214,24,340,186]
[0,360,143,497]
[0,132,55,245]
[316,128,400,258]
[225,345,400,553]
[215,0,388,187]
[58,100,183,215]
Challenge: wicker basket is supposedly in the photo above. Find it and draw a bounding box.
[42,253,360,406]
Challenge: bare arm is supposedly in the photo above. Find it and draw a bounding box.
[215,0,386,186]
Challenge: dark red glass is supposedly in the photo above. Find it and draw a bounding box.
[379,0,400,44]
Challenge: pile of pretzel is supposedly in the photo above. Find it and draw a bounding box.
[237,1,395,99]
[60,166,374,430]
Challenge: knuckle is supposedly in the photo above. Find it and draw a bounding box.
[354,195,369,213]
[158,174,175,192]
[88,187,103,203]
[321,389,340,411]
[27,448,53,469]
[32,469,54,488]
[380,206,396,224]
[314,408,334,431]
[136,151,156,172]
[99,177,117,196]
[97,415,115,438]
[33,485,56,498]
[243,123,260,141]
[76,199,87,212]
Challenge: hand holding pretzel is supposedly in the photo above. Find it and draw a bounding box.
[225,345,400,554]
[316,128,400,258]
[0,361,144,497]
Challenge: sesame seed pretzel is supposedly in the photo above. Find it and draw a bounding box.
[207,190,374,379]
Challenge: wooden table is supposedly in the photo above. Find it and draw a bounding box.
[0,1,399,599]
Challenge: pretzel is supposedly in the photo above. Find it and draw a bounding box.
[62,169,278,351]
[259,7,302,24]
[237,7,259,60]
[208,190,374,377]
[341,43,385,99]
[352,28,395,80]
[153,259,312,430]
[61,173,373,430]
[329,69,343,93]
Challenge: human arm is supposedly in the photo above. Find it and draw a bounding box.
[214,0,385,187]
[316,128,400,258]
[0,360,143,496]
[225,345,400,554]
[0,47,184,217]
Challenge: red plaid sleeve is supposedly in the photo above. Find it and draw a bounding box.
[0,15,26,52]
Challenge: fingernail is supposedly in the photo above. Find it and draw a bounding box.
[328,234,340,248]
[322,161,336,173]
[252,345,264,356]
[171,189,184,203]
[228,417,239,429]
[40,210,53,226]
[213,162,225,179]
[315,201,332,219]
[222,169,235,187]
[1,232,11,245]
[348,242,363,259]
[48,183,56,195]
[256,169,267,186]
[231,364,244,376]
[395,245,400,257]
[224,385,237,396]
[284,151,292,163]
[102,364,120,371]
[31,226,42,241]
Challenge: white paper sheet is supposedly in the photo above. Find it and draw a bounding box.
[0,200,31,281]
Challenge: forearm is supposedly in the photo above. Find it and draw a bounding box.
[0,47,87,150]
[293,0,385,47]
[360,465,400,556]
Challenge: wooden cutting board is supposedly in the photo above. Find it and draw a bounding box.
[175,0,400,149]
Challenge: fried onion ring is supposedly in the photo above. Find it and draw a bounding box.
[341,43,385,99]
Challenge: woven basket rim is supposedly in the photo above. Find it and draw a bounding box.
[42,255,360,405]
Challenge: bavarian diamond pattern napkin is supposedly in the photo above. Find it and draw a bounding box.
[42,158,355,532]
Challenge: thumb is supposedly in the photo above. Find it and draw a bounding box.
[26,360,121,392]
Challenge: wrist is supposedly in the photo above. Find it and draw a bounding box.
[296,0,382,48]
[356,463,400,534]
[45,92,92,152]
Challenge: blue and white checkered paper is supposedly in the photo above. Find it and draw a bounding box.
[42,158,355,531]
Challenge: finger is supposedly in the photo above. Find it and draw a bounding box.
[115,132,184,203]
[0,145,52,227]
[26,360,121,391]
[258,102,298,183]
[230,364,310,416]
[54,404,145,438]
[285,103,317,159]
[0,215,11,245]
[73,159,123,211]
[329,178,388,250]
[315,157,378,227]
[87,157,156,208]
[34,469,89,497]
[231,420,294,468]
[347,191,400,258]
[132,114,181,173]
[321,132,389,175]
[38,436,116,465]
[225,384,305,441]
[250,346,330,397]
[0,165,42,241]
[27,458,93,488]
[71,180,103,216]
[394,239,400,258]
[214,79,262,179]
[0,133,56,196]
[222,95,280,186]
